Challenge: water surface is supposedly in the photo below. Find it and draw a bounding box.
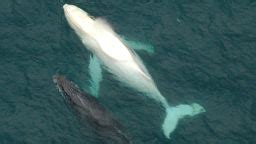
[0,0,255,143]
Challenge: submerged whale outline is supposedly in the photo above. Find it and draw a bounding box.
[53,75,132,144]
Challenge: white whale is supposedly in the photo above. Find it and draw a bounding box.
[63,4,205,139]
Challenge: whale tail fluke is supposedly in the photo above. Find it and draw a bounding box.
[162,103,205,139]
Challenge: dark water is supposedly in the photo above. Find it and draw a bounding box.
[1,0,256,143]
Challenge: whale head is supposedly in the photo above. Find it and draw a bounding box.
[53,75,78,97]
[53,75,88,108]
[63,4,94,37]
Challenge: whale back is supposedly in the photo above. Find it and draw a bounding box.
[91,18,133,61]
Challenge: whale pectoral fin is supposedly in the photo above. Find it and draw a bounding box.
[121,36,155,55]
[88,54,102,98]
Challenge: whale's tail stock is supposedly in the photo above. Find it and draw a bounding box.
[162,103,205,139]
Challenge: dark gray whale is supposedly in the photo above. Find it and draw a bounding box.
[53,75,132,144]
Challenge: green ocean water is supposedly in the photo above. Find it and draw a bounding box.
[0,0,256,143]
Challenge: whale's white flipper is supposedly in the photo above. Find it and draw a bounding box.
[88,55,102,97]
[163,103,205,139]
[121,37,155,55]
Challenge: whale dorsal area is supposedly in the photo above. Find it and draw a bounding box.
[92,18,133,61]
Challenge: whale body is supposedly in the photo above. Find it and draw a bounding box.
[63,4,205,138]
[53,75,132,144]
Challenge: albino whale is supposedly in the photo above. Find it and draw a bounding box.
[63,4,205,139]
